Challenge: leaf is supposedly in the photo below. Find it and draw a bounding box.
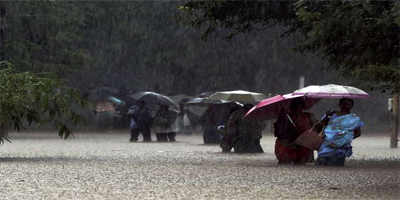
[0,61,87,142]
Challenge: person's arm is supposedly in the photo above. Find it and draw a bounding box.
[226,111,241,126]
[321,110,336,125]
[353,127,361,139]
[312,111,335,132]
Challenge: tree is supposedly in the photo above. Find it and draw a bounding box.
[180,0,400,93]
[0,61,87,143]
[295,0,400,93]
[0,1,91,74]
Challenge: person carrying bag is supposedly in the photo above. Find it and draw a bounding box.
[294,121,325,150]
[274,100,318,165]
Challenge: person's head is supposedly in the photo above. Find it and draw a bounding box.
[290,99,305,113]
[339,98,354,113]
[160,105,169,111]
[243,103,254,112]
[138,100,147,108]
[226,103,240,115]
[179,99,189,108]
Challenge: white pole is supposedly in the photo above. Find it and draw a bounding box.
[391,94,399,148]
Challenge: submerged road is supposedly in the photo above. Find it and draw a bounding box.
[0,132,399,199]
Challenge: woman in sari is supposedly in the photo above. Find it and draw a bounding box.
[274,99,318,165]
[316,98,364,166]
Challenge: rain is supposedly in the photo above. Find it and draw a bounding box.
[0,1,399,199]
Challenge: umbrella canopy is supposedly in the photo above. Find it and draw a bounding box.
[207,90,268,104]
[185,97,230,107]
[130,91,176,106]
[198,91,215,98]
[292,84,371,99]
[168,94,194,104]
[86,87,118,102]
[187,106,208,117]
[244,93,321,121]
[106,96,125,106]
[129,91,153,100]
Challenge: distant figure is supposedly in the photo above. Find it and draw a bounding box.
[315,98,364,166]
[200,103,241,144]
[153,105,179,142]
[128,101,153,142]
[274,99,317,164]
[220,104,266,153]
[176,99,192,135]
[199,104,221,144]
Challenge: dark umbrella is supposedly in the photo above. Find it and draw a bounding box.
[114,93,137,107]
[86,87,118,102]
[130,91,176,106]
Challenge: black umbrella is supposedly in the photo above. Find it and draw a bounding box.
[86,87,118,102]
[130,91,176,106]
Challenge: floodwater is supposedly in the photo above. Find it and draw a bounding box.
[0,132,399,199]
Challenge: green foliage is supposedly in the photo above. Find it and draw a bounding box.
[0,0,391,131]
[0,61,88,143]
[181,0,400,94]
[295,0,400,93]
[1,1,91,74]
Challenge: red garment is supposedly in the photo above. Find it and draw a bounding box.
[292,112,313,137]
[275,139,312,164]
[274,112,314,164]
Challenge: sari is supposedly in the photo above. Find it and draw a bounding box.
[318,113,364,158]
[275,112,316,164]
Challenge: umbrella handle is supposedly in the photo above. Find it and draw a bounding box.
[285,113,296,127]
[278,103,296,127]
[279,103,296,127]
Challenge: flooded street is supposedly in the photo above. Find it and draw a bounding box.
[2,1,398,199]
[0,132,399,199]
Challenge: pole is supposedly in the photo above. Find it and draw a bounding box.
[391,94,399,148]
[299,75,305,89]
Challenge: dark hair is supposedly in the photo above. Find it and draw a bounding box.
[243,103,254,112]
[339,98,354,106]
[137,100,147,108]
[290,99,305,111]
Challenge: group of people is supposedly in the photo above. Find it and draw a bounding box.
[219,103,267,153]
[128,101,181,142]
[199,102,267,153]
[199,102,241,144]
[127,97,364,167]
[274,98,364,166]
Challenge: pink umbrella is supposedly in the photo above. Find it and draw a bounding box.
[244,94,321,121]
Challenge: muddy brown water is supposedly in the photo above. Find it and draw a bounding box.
[0,132,399,199]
